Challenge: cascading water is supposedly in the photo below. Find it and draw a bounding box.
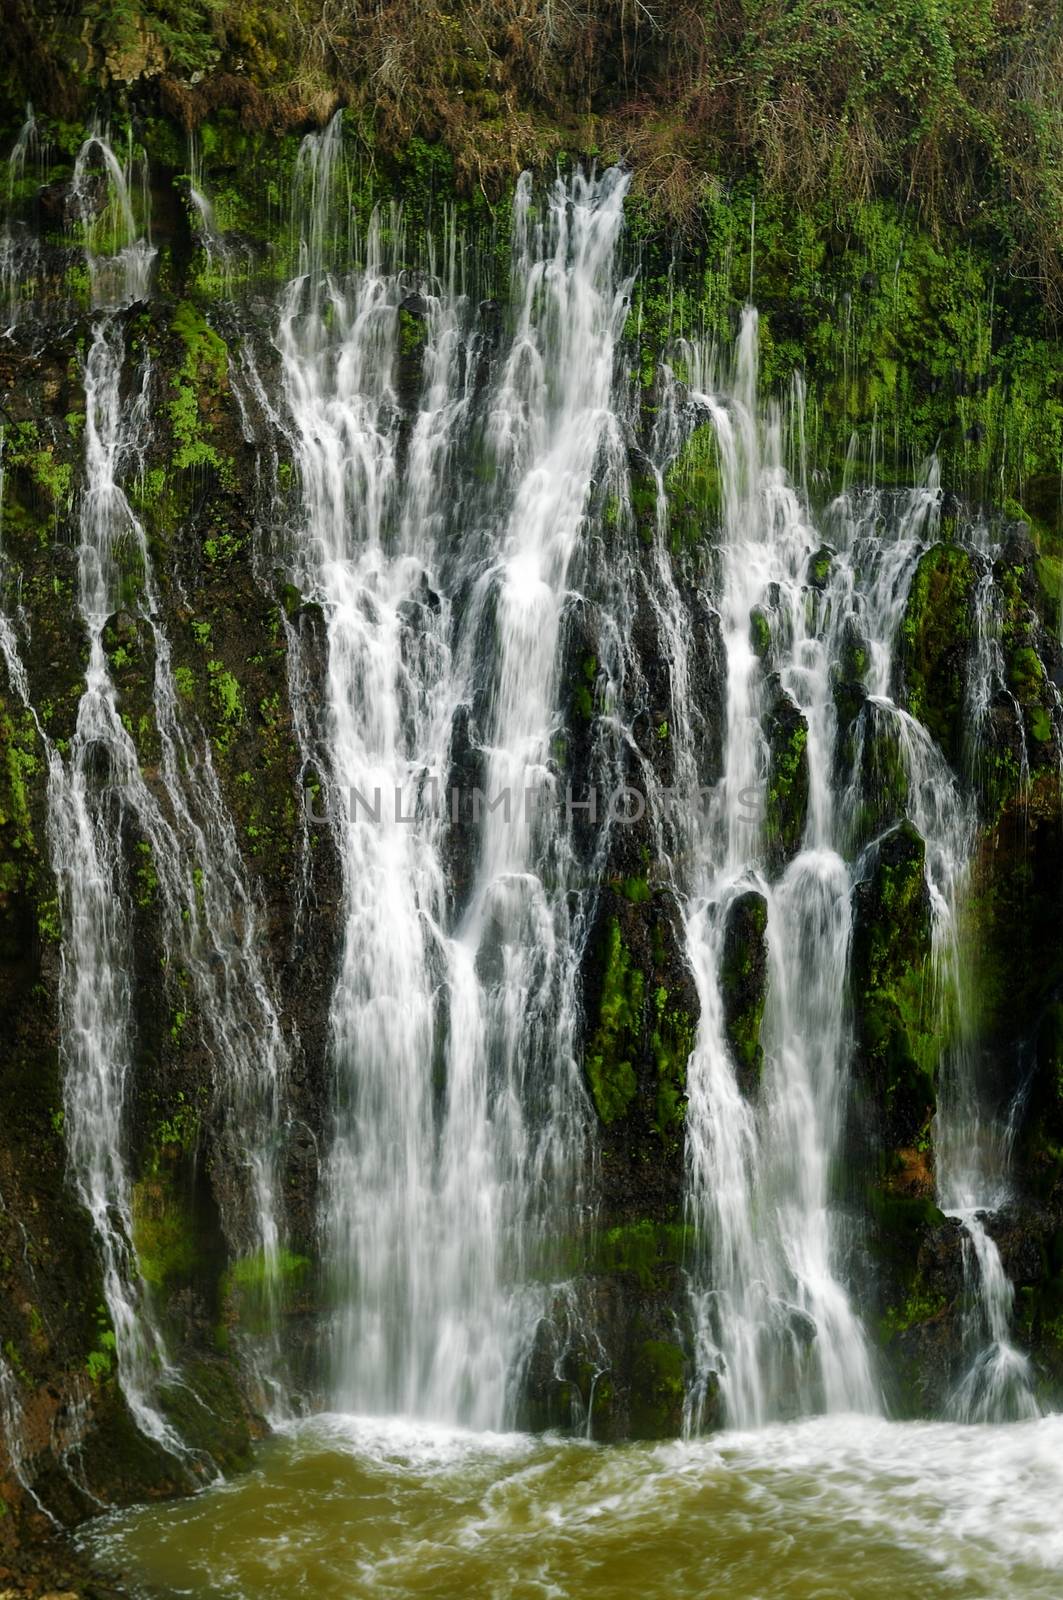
[2,111,1051,1507]
[677,310,879,1427]
[37,131,295,1447]
[276,131,630,1424]
[671,308,1040,1427]
[933,564,1043,1422]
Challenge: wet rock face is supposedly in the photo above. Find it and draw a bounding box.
[516,1223,700,1442]
[0,287,345,1537]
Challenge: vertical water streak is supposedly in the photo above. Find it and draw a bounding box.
[1,104,44,328]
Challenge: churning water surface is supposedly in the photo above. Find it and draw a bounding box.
[85,1412,1063,1599]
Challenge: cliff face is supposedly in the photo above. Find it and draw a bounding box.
[2,9,1063,1576]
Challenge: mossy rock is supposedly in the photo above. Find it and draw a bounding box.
[806,542,834,591]
[843,699,912,853]
[899,542,977,771]
[663,422,720,550]
[764,678,809,872]
[629,1336,686,1439]
[964,776,1063,1046]
[583,915,642,1127]
[749,605,773,663]
[850,821,937,1149]
[720,888,768,1093]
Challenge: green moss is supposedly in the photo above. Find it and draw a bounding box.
[398,306,427,358]
[880,1282,947,1340]
[584,918,643,1125]
[168,301,229,471]
[571,653,598,722]
[131,1177,197,1289]
[900,543,976,766]
[220,1247,310,1336]
[29,449,72,507]
[589,1220,694,1290]
[720,890,769,1088]
[750,607,772,660]
[619,876,651,905]
[2,1339,28,1384]
[85,1306,117,1384]
[134,839,158,907]
[629,1338,686,1440]
[207,660,243,732]
[173,664,195,700]
[650,981,694,1133]
[852,822,939,1143]
[664,423,720,550]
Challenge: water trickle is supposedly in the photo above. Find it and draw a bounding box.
[34,132,295,1448]
[1,103,46,329]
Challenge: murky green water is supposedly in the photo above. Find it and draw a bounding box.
[85,1413,1063,1598]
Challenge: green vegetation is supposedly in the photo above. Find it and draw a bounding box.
[881,1282,947,1339]
[85,1305,117,1384]
[650,981,694,1134]
[584,917,642,1126]
[132,1177,198,1289]
[664,423,721,549]
[221,1247,311,1337]
[590,1220,694,1291]
[169,301,229,471]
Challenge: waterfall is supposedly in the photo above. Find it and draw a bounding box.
[674,310,1040,1425]
[277,133,629,1424]
[3,115,1050,1468]
[678,310,879,1426]
[36,131,295,1449]
[934,567,1041,1421]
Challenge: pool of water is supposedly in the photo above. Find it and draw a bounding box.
[84,1412,1063,1598]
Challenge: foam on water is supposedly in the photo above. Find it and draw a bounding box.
[85,1413,1063,1600]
